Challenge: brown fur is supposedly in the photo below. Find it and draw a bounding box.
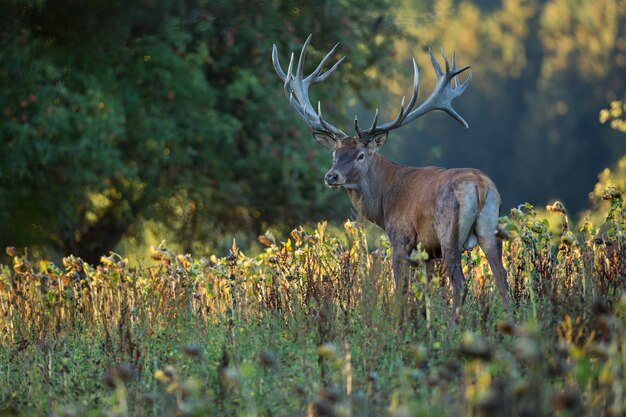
[326,138,511,315]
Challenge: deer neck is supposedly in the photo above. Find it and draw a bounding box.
[344,153,398,228]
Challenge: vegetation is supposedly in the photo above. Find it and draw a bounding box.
[2,2,626,415]
[1,196,625,416]
[0,0,398,260]
[2,0,626,259]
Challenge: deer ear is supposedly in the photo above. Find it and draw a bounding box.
[367,132,388,151]
[312,131,337,151]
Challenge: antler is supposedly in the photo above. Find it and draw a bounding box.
[272,34,348,138]
[354,47,472,143]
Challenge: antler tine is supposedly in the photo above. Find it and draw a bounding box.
[354,115,363,138]
[283,52,295,97]
[316,55,347,83]
[272,44,287,81]
[396,58,420,125]
[368,108,379,133]
[358,57,419,140]
[451,50,458,87]
[296,34,312,81]
[307,42,344,83]
[357,46,471,139]
[441,46,450,76]
[272,35,348,138]
[429,47,444,78]
[317,101,340,133]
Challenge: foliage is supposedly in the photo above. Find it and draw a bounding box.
[578,99,626,225]
[600,100,626,133]
[0,0,399,261]
[1,201,626,416]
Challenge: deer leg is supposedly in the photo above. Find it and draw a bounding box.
[478,236,511,313]
[442,246,467,317]
[391,247,410,296]
[392,255,407,300]
[476,193,511,313]
[434,190,468,318]
[389,231,416,296]
[424,259,436,282]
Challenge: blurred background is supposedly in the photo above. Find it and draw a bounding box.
[1,0,626,262]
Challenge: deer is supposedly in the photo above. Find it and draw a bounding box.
[272,35,511,318]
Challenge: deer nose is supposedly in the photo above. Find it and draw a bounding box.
[325,171,339,186]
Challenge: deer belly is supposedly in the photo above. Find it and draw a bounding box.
[417,229,443,259]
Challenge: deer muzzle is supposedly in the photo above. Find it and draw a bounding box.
[324,171,343,188]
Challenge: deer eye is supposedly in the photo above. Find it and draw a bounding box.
[356,153,365,162]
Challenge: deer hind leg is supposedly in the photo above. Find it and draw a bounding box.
[441,246,467,317]
[434,192,468,317]
[476,192,511,312]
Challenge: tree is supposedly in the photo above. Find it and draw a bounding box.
[0,0,399,261]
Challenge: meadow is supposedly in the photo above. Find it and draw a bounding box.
[1,195,625,417]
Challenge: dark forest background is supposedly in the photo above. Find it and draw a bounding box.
[1,0,626,262]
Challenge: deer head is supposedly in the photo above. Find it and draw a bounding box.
[272,34,472,189]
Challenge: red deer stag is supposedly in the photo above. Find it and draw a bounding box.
[272,35,510,316]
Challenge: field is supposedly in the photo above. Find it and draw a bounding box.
[1,198,625,417]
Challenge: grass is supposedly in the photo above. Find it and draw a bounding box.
[1,196,625,417]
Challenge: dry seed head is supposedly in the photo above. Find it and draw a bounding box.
[155,369,172,383]
[552,388,581,412]
[409,343,428,367]
[142,393,156,407]
[13,259,28,274]
[183,343,203,358]
[512,379,531,397]
[475,390,500,415]
[114,363,134,382]
[602,188,622,200]
[496,319,516,335]
[317,343,339,359]
[546,201,566,214]
[319,387,341,403]
[584,342,608,359]
[390,405,413,417]
[257,349,278,369]
[313,399,336,417]
[367,371,379,384]
[591,298,610,316]
[103,363,134,388]
[596,315,611,337]
[560,232,575,247]
[220,366,240,388]
[176,254,191,269]
[290,229,302,243]
[513,337,541,362]
[292,383,306,396]
[257,231,276,247]
[56,406,77,417]
[460,331,493,361]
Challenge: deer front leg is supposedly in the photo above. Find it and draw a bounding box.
[391,252,409,296]
[390,233,416,331]
[389,231,416,296]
